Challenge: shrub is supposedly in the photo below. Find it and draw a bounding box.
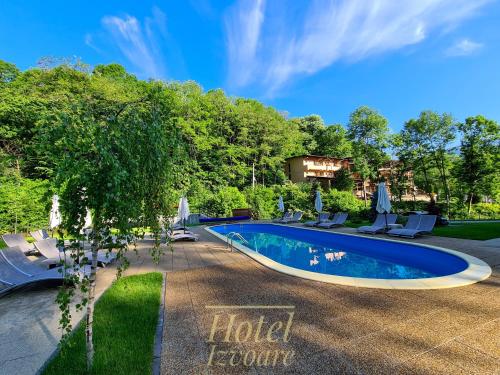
[185,180,214,213]
[275,183,313,217]
[323,189,364,215]
[244,186,277,219]
[0,176,51,234]
[195,186,248,217]
[471,203,500,219]
[331,168,354,192]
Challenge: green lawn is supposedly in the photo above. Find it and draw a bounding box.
[433,222,500,241]
[43,272,163,375]
[346,220,499,240]
[344,220,370,228]
[0,239,6,248]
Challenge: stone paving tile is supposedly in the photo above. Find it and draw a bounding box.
[293,348,360,375]
[426,339,500,374]
[395,351,471,375]
[455,319,500,359]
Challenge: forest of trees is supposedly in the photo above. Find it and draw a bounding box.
[0,58,499,233]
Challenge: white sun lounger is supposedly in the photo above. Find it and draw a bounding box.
[0,246,90,297]
[278,211,303,224]
[34,238,116,267]
[304,212,330,227]
[2,234,36,254]
[387,215,437,238]
[317,212,348,228]
[273,212,292,223]
[30,230,49,242]
[357,214,398,234]
[167,230,199,242]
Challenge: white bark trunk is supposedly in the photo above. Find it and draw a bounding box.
[86,238,99,370]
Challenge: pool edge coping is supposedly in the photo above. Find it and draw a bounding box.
[204,223,492,290]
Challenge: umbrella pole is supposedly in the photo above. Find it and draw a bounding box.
[384,212,388,232]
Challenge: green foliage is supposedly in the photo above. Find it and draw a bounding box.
[433,222,500,241]
[323,189,364,214]
[197,186,248,217]
[395,111,457,214]
[347,106,390,205]
[331,168,355,191]
[244,186,278,219]
[470,203,500,219]
[315,124,352,158]
[289,114,324,153]
[0,60,20,83]
[455,115,499,211]
[43,273,163,375]
[277,183,312,216]
[0,174,50,234]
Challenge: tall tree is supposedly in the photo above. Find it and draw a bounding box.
[397,111,456,215]
[315,124,352,158]
[347,106,390,206]
[0,59,20,83]
[289,114,325,153]
[456,115,500,213]
[48,82,183,370]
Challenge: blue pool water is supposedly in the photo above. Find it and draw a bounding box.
[210,224,468,279]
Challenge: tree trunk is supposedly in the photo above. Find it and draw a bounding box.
[362,180,368,207]
[467,192,474,215]
[14,158,21,234]
[436,154,451,217]
[421,161,432,199]
[86,235,99,370]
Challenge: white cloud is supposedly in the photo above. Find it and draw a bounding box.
[84,33,102,53]
[224,0,265,86]
[224,0,491,95]
[445,38,483,56]
[101,9,168,79]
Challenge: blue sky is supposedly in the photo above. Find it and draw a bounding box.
[1,0,499,131]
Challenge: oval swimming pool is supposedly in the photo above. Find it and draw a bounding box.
[206,223,491,289]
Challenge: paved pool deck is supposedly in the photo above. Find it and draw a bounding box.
[160,226,499,375]
[0,224,498,374]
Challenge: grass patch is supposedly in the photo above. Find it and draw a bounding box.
[433,222,500,241]
[43,272,163,375]
[344,220,370,228]
[0,239,6,248]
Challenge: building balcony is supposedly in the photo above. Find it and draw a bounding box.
[305,171,335,178]
[305,164,341,172]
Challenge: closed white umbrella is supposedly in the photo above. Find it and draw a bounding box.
[278,195,285,212]
[84,209,92,228]
[314,190,323,222]
[314,190,323,212]
[49,195,61,229]
[376,182,392,230]
[178,197,190,233]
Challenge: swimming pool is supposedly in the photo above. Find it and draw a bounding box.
[206,223,491,289]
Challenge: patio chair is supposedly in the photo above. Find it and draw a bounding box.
[357,214,398,234]
[30,229,49,242]
[2,234,35,254]
[0,246,90,298]
[34,238,116,267]
[167,230,199,242]
[387,215,437,238]
[316,212,348,229]
[273,212,292,223]
[304,212,330,227]
[279,211,303,224]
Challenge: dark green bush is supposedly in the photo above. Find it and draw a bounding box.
[0,176,50,234]
[244,186,278,219]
